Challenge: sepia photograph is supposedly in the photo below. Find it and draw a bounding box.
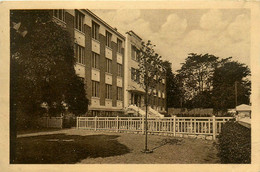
[1,1,260,171]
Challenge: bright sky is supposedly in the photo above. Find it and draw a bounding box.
[92,9,250,72]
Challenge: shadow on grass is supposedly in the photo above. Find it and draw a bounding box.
[152,138,183,151]
[14,134,130,164]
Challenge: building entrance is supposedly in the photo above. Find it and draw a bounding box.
[131,93,142,107]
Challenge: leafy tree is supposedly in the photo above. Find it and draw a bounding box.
[136,40,165,153]
[177,53,219,108]
[10,10,89,162]
[162,61,183,108]
[212,60,251,112]
[11,10,88,119]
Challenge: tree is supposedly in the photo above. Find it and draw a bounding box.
[177,53,219,108]
[212,60,251,113]
[11,10,88,119]
[162,61,183,108]
[136,40,165,153]
[10,10,88,162]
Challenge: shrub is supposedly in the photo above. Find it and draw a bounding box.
[217,121,251,163]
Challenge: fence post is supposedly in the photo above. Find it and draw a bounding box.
[116,116,119,132]
[94,116,97,131]
[212,115,216,140]
[142,116,145,134]
[60,117,63,129]
[76,117,79,129]
[173,116,176,137]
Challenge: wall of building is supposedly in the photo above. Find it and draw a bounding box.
[124,31,167,113]
[60,9,125,115]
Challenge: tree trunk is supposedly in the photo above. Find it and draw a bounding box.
[144,85,148,151]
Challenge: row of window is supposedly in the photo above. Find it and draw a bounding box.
[92,22,123,53]
[131,68,165,84]
[75,49,123,76]
[53,10,123,54]
[92,81,122,100]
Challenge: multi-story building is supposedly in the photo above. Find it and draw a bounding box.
[52,9,166,117]
[124,31,167,116]
[52,9,125,116]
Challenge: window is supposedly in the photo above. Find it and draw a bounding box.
[131,45,139,61]
[131,68,140,82]
[136,70,140,83]
[92,21,99,40]
[117,63,122,77]
[105,84,112,99]
[117,39,122,53]
[131,68,135,81]
[92,52,99,69]
[117,87,122,100]
[75,10,84,32]
[92,110,100,117]
[92,81,99,97]
[106,31,112,48]
[53,9,65,21]
[75,43,85,65]
[106,58,112,73]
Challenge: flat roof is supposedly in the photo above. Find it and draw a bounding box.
[126,30,142,41]
[83,9,125,40]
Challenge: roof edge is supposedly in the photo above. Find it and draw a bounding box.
[83,9,125,40]
[126,30,142,41]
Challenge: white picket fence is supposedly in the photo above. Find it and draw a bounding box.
[76,116,233,140]
[37,117,63,128]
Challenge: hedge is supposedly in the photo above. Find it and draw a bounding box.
[217,121,251,163]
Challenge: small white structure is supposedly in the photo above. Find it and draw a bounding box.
[236,104,251,119]
[235,104,251,128]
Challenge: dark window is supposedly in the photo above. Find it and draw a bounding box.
[131,68,140,82]
[106,31,112,48]
[106,58,112,73]
[131,45,139,61]
[53,9,65,21]
[117,63,122,77]
[92,52,99,69]
[75,43,85,65]
[75,10,84,32]
[92,21,99,40]
[105,84,112,99]
[117,87,122,100]
[92,81,99,97]
[136,70,140,83]
[131,68,135,81]
[117,39,122,54]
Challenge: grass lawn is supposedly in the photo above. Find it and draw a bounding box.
[14,129,220,164]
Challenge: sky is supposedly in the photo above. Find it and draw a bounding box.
[92,9,250,72]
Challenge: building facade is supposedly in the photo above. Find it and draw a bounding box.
[124,31,167,115]
[52,9,166,117]
[53,9,125,116]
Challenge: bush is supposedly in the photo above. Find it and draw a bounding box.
[217,121,251,163]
